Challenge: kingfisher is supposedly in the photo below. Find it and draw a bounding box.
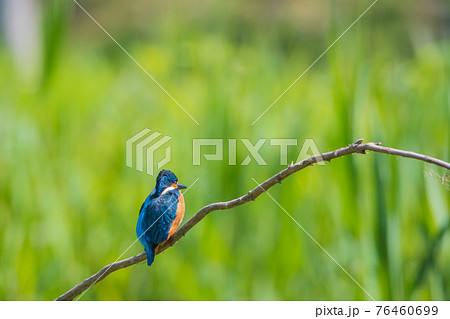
[136,170,186,266]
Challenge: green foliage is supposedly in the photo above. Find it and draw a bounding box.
[0,0,448,300]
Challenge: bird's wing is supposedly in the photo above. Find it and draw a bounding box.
[141,194,179,245]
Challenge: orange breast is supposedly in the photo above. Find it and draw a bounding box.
[168,194,185,238]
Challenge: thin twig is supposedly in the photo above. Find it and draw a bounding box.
[56,139,450,300]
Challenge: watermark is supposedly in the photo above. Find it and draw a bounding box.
[126,129,324,174]
[126,129,172,175]
[193,138,325,166]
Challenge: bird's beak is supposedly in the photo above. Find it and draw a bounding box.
[177,183,187,189]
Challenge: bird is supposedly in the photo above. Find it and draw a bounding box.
[136,169,186,266]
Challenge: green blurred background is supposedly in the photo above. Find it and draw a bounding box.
[0,0,449,300]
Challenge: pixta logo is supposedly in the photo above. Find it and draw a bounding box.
[126,130,325,174]
[126,129,172,176]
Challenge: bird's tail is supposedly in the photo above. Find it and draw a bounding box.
[146,247,155,266]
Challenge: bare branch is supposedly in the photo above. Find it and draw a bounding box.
[56,139,450,300]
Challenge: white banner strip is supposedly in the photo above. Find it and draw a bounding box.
[1,301,449,319]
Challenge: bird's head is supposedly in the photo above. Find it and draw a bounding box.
[155,169,186,196]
